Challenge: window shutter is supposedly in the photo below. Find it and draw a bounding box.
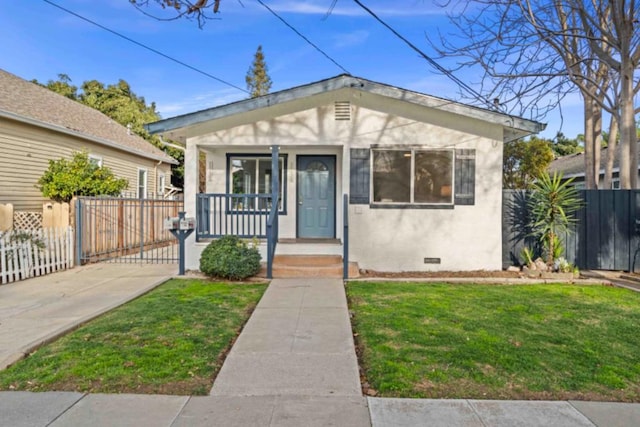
[350,148,370,204]
[454,149,476,205]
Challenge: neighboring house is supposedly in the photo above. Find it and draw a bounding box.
[548,143,640,189]
[147,75,544,272]
[0,69,178,211]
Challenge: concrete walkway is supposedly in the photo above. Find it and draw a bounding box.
[1,272,640,426]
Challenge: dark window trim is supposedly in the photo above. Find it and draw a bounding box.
[370,147,455,207]
[226,153,288,216]
[369,204,454,210]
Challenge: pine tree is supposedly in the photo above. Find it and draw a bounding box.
[245,45,272,98]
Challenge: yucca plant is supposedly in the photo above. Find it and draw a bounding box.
[528,172,582,266]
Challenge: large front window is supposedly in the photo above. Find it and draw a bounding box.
[228,155,286,211]
[372,149,453,205]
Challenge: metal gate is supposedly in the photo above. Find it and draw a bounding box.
[75,197,183,265]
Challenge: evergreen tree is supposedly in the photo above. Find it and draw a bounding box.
[245,45,272,98]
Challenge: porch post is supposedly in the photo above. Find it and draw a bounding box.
[271,145,279,201]
[267,145,279,279]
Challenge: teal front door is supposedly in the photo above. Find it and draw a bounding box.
[297,156,336,238]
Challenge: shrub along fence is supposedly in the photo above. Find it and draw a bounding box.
[503,190,640,272]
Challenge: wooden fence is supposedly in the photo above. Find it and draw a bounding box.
[76,197,182,263]
[0,202,70,231]
[0,227,74,284]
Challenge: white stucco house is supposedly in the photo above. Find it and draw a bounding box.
[147,75,544,276]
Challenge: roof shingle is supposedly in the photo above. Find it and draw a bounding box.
[0,69,176,164]
[549,143,640,177]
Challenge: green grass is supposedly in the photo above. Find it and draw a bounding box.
[347,282,640,401]
[0,279,266,395]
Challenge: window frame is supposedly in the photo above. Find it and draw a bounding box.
[88,154,103,168]
[157,172,166,197]
[137,168,148,199]
[226,153,288,215]
[370,147,455,208]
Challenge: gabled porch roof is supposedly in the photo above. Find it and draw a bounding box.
[146,74,545,143]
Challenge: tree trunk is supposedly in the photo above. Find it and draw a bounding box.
[620,67,638,189]
[603,115,619,189]
[593,104,603,189]
[584,97,597,189]
[620,61,637,188]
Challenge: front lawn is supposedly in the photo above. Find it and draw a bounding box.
[0,279,266,395]
[347,282,640,401]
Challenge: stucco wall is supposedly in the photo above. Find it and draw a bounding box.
[0,117,172,211]
[183,95,504,272]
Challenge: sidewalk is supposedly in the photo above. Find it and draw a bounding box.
[1,274,640,426]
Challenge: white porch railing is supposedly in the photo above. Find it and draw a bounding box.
[0,227,74,284]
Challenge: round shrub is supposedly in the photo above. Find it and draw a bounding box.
[199,235,261,280]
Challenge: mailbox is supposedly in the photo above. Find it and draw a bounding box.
[179,217,196,230]
[164,216,195,231]
[166,212,196,276]
[164,217,180,230]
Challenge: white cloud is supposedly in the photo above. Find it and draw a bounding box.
[156,89,245,117]
[333,30,370,49]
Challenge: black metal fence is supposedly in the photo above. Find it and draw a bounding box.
[196,193,272,239]
[503,190,640,272]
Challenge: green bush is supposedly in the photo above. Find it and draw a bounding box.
[199,236,261,280]
[37,150,128,203]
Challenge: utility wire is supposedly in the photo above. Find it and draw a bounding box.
[352,0,499,111]
[255,0,351,75]
[42,0,249,94]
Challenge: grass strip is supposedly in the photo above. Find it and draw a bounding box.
[347,282,640,401]
[0,278,266,395]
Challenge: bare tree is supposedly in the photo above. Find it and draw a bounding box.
[130,0,222,27]
[432,0,639,188]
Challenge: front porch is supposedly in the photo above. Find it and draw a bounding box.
[195,146,358,279]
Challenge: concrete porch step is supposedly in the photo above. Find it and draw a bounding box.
[260,255,360,279]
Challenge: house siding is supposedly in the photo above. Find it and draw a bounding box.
[0,117,172,211]
[185,99,504,271]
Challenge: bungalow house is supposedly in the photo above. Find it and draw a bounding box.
[548,143,640,189]
[147,75,544,274]
[0,69,178,212]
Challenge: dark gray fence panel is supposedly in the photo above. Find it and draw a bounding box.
[502,190,538,269]
[613,191,630,270]
[502,189,640,272]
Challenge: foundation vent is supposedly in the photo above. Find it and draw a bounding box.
[334,101,351,121]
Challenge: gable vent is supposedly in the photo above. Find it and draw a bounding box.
[334,101,351,121]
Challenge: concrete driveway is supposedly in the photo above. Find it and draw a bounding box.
[0,263,176,370]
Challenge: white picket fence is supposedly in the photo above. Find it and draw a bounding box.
[0,227,74,284]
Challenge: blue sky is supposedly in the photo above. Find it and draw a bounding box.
[1,0,584,139]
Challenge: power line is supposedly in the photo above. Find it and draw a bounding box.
[352,0,499,111]
[255,0,351,75]
[42,0,249,94]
